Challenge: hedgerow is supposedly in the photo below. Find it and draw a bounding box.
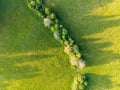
[26,0,88,89]
[27,0,85,69]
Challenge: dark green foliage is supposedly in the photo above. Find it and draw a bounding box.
[37,11,42,16]
[68,37,74,45]
[50,23,59,32]
[36,0,42,6]
[27,0,43,9]
[55,19,59,24]
[28,0,35,9]
[54,24,59,30]
[72,45,81,58]
[62,28,68,36]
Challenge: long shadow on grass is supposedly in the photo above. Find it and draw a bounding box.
[73,15,120,66]
[0,0,61,54]
[0,53,55,78]
[48,0,120,89]
[51,0,120,66]
[85,73,112,90]
[0,53,55,89]
[0,0,59,89]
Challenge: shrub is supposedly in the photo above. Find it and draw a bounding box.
[64,40,70,46]
[38,7,46,17]
[62,28,68,36]
[50,13,56,19]
[50,23,59,32]
[53,30,61,40]
[62,35,66,40]
[50,20,55,26]
[70,55,79,66]
[45,7,51,15]
[37,11,42,17]
[68,37,74,45]
[78,59,86,70]
[72,45,81,58]
[64,45,72,54]
[72,74,88,90]
[60,24,63,28]
[36,0,42,6]
[28,0,35,9]
[72,45,79,54]
[54,24,59,30]
[44,17,51,27]
[76,53,81,58]
[72,78,78,90]
[51,26,55,32]
[70,55,85,69]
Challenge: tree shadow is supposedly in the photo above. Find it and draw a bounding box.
[45,0,113,22]
[45,0,120,89]
[0,0,120,90]
[0,0,60,89]
[85,73,112,90]
[0,0,62,54]
[47,0,120,66]
[79,37,120,66]
[0,53,56,90]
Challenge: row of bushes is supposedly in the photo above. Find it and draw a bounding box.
[72,74,88,90]
[27,0,85,69]
[27,0,88,90]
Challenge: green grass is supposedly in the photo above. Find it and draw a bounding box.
[0,0,120,90]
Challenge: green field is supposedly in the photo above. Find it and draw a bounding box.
[0,0,120,90]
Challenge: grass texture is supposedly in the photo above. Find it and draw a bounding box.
[0,0,120,90]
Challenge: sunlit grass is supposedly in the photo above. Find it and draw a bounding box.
[0,0,120,90]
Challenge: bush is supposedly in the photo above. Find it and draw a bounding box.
[70,55,79,66]
[72,45,79,54]
[68,37,74,45]
[28,0,35,9]
[38,7,46,17]
[72,74,88,90]
[62,28,68,36]
[53,30,61,40]
[64,45,72,54]
[78,59,86,70]
[62,35,66,40]
[70,55,85,69]
[60,24,63,28]
[50,20,55,26]
[36,0,42,6]
[44,17,51,27]
[51,26,55,32]
[72,45,81,58]
[72,78,78,90]
[64,40,70,46]
[45,7,51,15]
[55,19,59,24]
[50,23,59,32]
[37,11,42,17]
[54,24,59,30]
[50,13,56,19]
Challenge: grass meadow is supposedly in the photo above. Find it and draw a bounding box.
[0,0,120,90]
